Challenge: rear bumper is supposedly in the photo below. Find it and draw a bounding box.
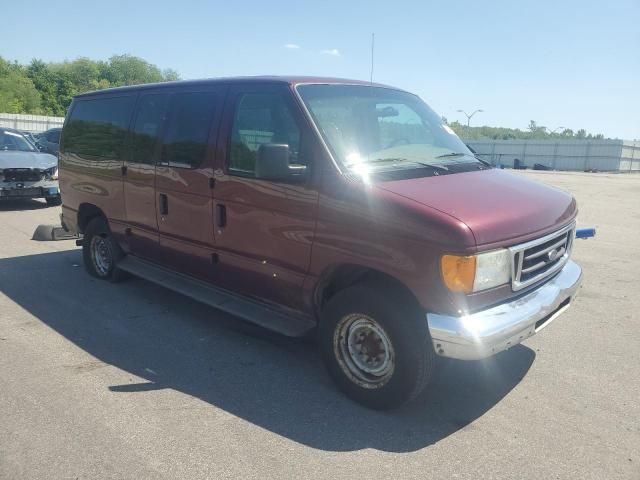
[427,260,583,360]
[60,206,79,235]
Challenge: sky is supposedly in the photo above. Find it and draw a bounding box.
[3,0,639,139]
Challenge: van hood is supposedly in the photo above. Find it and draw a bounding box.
[0,151,58,170]
[375,169,576,247]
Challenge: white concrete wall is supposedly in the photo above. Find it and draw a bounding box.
[0,113,65,133]
[464,139,639,172]
[619,141,640,172]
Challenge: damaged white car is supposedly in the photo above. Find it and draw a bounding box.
[0,127,61,206]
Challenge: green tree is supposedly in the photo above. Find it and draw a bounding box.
[0,57,42,113]
[0,72,42,113]
[449,121,608,141]
[104,54,165,86]
[527,120,548,138]
[51,57,103,93]
[26,59,76,116]
[1,54,180,115]
[162,68,180,82]
[0,57,21,76]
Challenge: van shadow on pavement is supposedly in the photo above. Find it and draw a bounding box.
[0,198,50,211]
[0,249,535,453]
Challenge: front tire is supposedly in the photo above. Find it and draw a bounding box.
[319,283,435,410]
[82,217,126,282]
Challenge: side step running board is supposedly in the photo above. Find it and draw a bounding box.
[116,256,316,337]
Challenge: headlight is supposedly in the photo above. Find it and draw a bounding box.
[441,249,511,293]
[46,167,58,180]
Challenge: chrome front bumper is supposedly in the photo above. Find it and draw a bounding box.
[427,260,583,360]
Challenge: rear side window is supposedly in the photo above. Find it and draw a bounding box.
[130,94,170,165]
[64,96,135,159]
[160,92,216,168]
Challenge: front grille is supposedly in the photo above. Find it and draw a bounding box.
[510,223,575,291]
[3,169,44,182]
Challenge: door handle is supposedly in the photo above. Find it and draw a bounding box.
[159,193,169,216]
[216,204,226,228]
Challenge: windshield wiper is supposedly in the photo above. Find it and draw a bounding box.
[363,157,449,171]
[414,161,449,171]
[435,152,468,159]
[435,151,492,167]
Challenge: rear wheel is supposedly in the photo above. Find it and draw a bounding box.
[319,283,435,410]
[82,217,127,282]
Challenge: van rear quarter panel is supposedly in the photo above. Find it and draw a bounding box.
[59,153,126,239]
[59,97,129,239]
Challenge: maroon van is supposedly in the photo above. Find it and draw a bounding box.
[59,77,582,409]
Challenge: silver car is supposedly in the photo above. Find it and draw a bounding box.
[0,128,61,206]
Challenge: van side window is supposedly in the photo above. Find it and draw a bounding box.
[64,96,135,159]
[130,94,169,165]
[229,93,301,175]
[160,92,216,169]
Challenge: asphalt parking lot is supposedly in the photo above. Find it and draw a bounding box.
[0,171,638,480]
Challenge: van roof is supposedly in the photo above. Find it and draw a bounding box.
[73,76,403,98]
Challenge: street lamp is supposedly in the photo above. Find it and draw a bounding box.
[551,126,566,134]
[457,109,484,127]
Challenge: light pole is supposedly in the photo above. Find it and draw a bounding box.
[550,126,565,134]
[457,109,484,127]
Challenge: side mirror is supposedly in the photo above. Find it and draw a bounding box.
[255,144,307,181]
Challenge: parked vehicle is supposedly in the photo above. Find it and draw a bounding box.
[0,128,61,205]
[20,131,44,150]
[37,127,62,155]
[59,77,583,409]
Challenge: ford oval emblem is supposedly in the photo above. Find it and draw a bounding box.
[547,249,559,262]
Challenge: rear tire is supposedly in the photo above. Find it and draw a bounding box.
[82,217,127,282]
[319,283,435,410]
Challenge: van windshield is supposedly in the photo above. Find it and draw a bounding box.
[297,84,485,179]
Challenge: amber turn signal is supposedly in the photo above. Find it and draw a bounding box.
[441,255,477,294]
